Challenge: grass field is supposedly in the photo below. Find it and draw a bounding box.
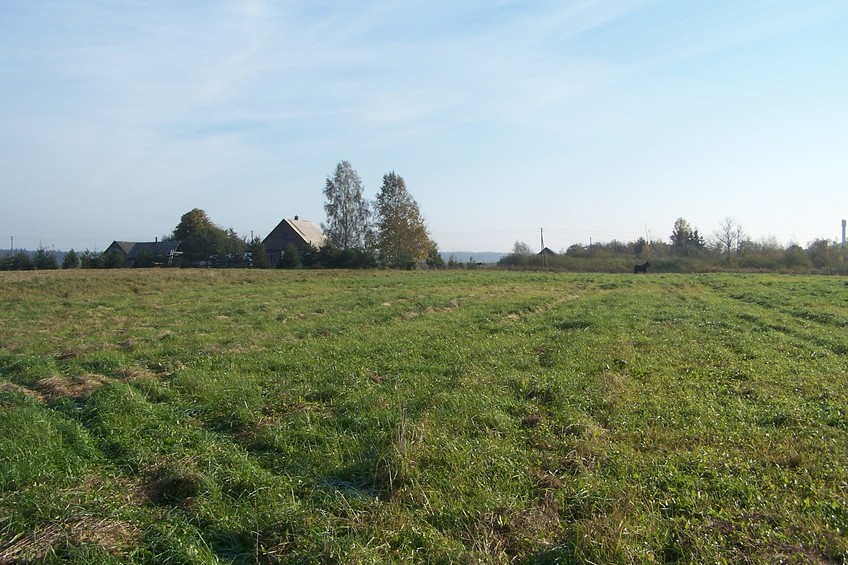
[1,269,846,563]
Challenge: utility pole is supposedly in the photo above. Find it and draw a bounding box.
[10,236,13,252]
[540,227,547,269]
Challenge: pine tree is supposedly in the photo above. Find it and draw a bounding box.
[670,217,705,256]
[80,250,98,269]
[62,249,80,269]
[33,247,58,269]
[279,244,301,269]
[245,236,269,268]
[670,217,693,249]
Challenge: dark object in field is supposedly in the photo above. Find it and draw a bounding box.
[634,261,651,274]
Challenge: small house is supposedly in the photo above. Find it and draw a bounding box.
[262,216,327,265]
[102,240,182,267]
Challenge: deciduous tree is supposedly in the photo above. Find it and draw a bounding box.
[806,238,836,270]
[174,208,215,241]
[374,171,431,268]
[322,161,370,250]
[714,217,745,258]
[171,209,244,266]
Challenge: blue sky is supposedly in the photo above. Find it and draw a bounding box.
[1,0,846,253]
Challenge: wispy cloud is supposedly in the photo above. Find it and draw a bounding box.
[1,0,845,250]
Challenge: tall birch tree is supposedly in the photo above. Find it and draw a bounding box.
[322,161,370,250]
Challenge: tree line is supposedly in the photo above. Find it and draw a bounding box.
[0,161,444,271]
[4,210,846,274]
[499,217,848,274]
[3,211,846,274]
[3,178,845,273]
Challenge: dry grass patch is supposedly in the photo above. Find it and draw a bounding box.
[532,468,565,491]
[0,516,140,564]
[27,367,172,402]
[114,367,158,381]
[0,382,45,402]
[118,338,139,351]
[33,374,110,401]
[424,298,461,314]
[473,501,564,559]
[54,343,107,361]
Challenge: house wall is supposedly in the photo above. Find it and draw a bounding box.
[102,242,131,265]
[265,223,306,265]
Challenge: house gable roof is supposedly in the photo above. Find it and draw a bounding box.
[263,218,327,249]
[286,219,326,248]
[109,241,136,255]
[106,240,182,258]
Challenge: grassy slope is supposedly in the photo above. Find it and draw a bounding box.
[0,270,846,563]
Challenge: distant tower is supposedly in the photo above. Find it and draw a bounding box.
[843,219,846,245]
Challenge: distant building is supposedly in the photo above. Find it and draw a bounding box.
[102,240,182,267]
[537,247,558,257]
[262,216,327,265]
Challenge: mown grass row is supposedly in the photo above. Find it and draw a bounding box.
[1,270,846,563]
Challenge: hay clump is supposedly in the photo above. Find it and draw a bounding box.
[33,374,110,401]
[0,517,140,563]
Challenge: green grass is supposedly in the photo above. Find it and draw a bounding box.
[1,269,846,563]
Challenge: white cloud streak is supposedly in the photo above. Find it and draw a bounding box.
[1,0,846,250]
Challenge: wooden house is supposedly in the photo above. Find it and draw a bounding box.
[262,216,327,265]
[102,240,182,267]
